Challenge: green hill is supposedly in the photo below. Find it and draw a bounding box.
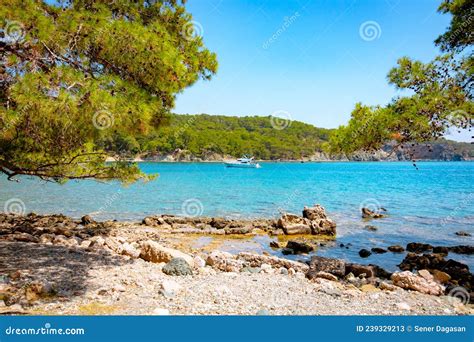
[102,114,332,160]
[101,114,473,161]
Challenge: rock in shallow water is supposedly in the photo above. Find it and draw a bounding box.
[371,247,387,254]
[358,249,372,258]
[406,242,433,253]
[162,258,193,276]
[361,207,385,219]
[269,241,280,248]
[388,245,405,253]
[285,240,314,254]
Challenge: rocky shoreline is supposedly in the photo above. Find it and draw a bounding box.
[0,209,472,315]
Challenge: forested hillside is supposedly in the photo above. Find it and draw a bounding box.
[101,114,332,160]
[100,114,473,161]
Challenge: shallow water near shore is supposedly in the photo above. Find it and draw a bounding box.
[1,161,473,271]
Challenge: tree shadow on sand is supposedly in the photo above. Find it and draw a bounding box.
[0,241,131,302]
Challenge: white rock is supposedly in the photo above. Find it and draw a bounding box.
[396,302,411,311]
[113,285,126,292]
[260,263,273,273]
[295,272,306,280]
[194,256,206,268]
[80,240,92,249]
[391,271,444,295]
[121,243,140,258]
[152,308,170,315]
[160,280,183,296]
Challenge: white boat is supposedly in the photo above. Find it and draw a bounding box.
[224,156,261,168]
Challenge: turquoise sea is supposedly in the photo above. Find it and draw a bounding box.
[1,162,473,270]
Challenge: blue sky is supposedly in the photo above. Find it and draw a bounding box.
[174,0,469,142]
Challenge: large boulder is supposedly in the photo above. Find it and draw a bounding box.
[398,252,472,291]
[306,256,345,279]
[303,205,336,235]
[302,205,327,220]
[139,240,194,267]
[206,251,244,272]
[206,250,244,272]
[277,214,312,235]
[162,258,193,276]
[391,271,444,295]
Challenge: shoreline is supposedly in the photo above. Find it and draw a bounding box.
[107,158,474,163]
[0,211,472,315]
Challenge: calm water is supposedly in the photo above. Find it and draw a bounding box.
[1,162,473,270]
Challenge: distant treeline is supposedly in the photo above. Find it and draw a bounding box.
[100,114,473,160]
[101,114,332,160]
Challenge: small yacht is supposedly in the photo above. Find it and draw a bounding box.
[224,155,261,168]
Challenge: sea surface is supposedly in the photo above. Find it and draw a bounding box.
[1,162,473,271]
